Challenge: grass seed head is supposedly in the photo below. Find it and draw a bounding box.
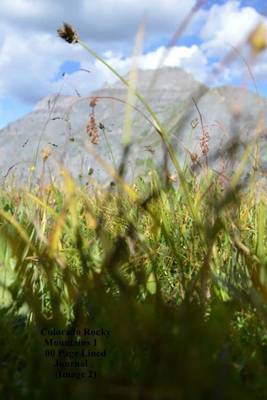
[57,23,79,44]
[200,130,209,157]
[86,115,99,144]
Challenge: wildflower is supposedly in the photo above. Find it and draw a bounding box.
[29,165,36,172]
[168,174,178,183]
[190,152,199,164]
[184,146,200,169]
[133,184,138,192]
[57,23,79,44]
[41,147,52,161]
[249,23,267,53]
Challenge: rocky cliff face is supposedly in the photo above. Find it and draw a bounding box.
[0,67,266,185]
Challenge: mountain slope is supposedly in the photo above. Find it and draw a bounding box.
[0,67,266,184]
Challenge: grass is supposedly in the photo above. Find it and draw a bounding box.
[0,22,267,400]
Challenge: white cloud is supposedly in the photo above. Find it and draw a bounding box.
[200,0,261,55]
[49,44,208,97]
[192,1,267,89]
[0,0,206,106]
[110,44,208,82]
[0,31,76,102]
[0,0,195,44]
[1,0,44,17]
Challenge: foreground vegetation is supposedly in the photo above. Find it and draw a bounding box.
[0,163,267,399]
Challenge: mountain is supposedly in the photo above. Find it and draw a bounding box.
[0,67,266,185]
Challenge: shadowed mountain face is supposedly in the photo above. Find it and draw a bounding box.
[0,67,266,185]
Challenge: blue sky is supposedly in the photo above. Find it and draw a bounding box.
[0,0,267,128]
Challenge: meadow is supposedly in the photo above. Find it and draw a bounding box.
[0,22,267,400]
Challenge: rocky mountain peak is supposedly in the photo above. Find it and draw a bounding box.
[0,66,266,184]
[108,66,202,91]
